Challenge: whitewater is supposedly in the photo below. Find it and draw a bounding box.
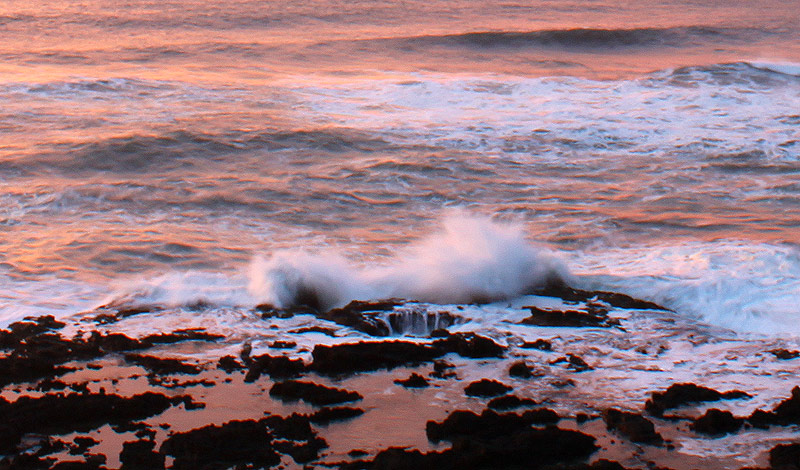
[0,0,798,339]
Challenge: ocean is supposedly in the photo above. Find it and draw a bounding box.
[1,0,799,336]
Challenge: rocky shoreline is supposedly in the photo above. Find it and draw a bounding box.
[1,288,800,469]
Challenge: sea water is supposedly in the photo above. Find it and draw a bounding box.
[0,0,798,336]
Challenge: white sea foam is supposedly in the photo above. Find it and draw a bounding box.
[247,210,570,310]
[108,270,254,308]
[0,274,108,327]
[574,241,800,336]
[749,60,800,77]
[278,65,800,157]
[21,213,798,339]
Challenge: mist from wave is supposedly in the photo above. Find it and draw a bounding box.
[52,212,800,338]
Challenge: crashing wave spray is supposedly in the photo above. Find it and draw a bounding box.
[248,210,569,310]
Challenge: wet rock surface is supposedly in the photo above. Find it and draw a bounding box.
[310,332,504,375]
[123,354,202,375]
[487,394,538,410]
[464,379,513,397]
[311,341,442,374]
[602,409,663,444]
[520,305,620,328]
[308,406,365,424]
[350,425,598,470]
[269,380,363,406]
[161,414,327,469]
[691,409,744,435]
[0,321,222,388]
[345,407,599,470]
[426,409,559,442]
[768,348,800,360]
[319,300,403,336]
[394,373,430,388]
[645,383,751,417]
[160,420,281,470]
[119,440,164,470]
[0,288,793,470]
[770,443,800,470]
[533,283,668,311]
[244,353,306,382]
[748,386,800,427]
[0,392,181,453]
[520,338,553,350]
[508,360,533,378]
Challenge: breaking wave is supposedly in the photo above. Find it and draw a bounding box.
[576,242,800,336]
[391,26,759,50]
[28,128,390,174]
[105,212,567,312]
[247,211,569,310]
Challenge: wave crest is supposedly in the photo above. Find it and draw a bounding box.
[248,211,569,310]
[394,26,752,49]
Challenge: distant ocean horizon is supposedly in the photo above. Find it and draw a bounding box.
[1,0,799,335]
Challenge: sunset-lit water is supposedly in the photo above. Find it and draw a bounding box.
[0,0,799,334]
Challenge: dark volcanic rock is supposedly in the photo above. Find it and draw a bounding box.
[124,354,201,375]
[261,413,317,441]
[566,353,593,372]
[35,378,69,392]
[433,332,505,358]
[119,440,164,470]
[141,329,224,346]
[244,354,306,382]
[0,392,180,454]
[269,380,363,406]
[771,443,800,470]
[311,341,441,375]
[91,305,157,325]
[520,306,618,328]
[487,395,538,410]
[160,420,280,470]
[70,436,99,455]
[394,373,430,388]
[533,283,667,311]
[426,408,560,443]
[311,333,504,375]
[425,409,525,442]
[0,316,66,348]
[0,337,84,387]
[385,309,459,336]
[288,326,338,336]
[602,409,663,444]
[255,303,298,319]
[216,355,245,373]
[262,414,328,464]
[508,360,533,378]
[320,299,403,336]
[50,458,108,470]
[749,386,800,427]
[645,383,751,417]
[769,349,800,360]
[269,340,296,349]
[465,379,513,397]
[0,453,55,469]
[551,354,593,372]
[369,423,596,470]
[520,339,553,350]
[308,406,365,424]
[691,409,743,435]
[521,408,560,424]
[431,359,457,379]
[0,325,223,388]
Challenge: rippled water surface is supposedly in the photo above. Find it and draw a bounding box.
[0,0,798,333]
